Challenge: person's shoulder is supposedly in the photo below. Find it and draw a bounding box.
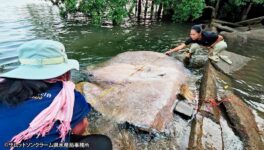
[73,90,91,113]
[203,31,218,36]
[71,90,91,128]
[47,82,63,92]
[74,90,88,105]
[185,37,194,45]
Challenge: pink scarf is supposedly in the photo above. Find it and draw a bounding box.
[10,81,75,150]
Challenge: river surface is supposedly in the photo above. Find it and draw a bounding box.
[0,0,263,119]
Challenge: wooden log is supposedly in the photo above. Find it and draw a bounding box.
[188,61,223,150]
[235,16,264,25]
[212,63,264,149]
[198,61,220,121]
[213,19,241,27]
[188,113,223,150]
[221,91,264,149]
[212,22,238,32]
[189,59,262,149]
[188,115,204,150]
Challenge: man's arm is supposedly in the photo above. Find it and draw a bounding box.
[210,35,223,48]
[165,43,186,55]
[72,118,89,135]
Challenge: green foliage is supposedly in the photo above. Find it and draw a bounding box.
[64,0,78,13]
[62,0,128,25]
[148,0,206,22]
[79,0,106,24]
[61,0,206,24]
[107,0,128,25]
[58,0,263,25]
[253,0,264,4]
[216,2,235,20]
[60,0,206,24]
[59,7,67,18]
[59,0,77,18]
[171,0,205,22]
[233,0,264,6]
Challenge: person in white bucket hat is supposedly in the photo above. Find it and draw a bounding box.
[0,40,112,150]
[0,39,79,79]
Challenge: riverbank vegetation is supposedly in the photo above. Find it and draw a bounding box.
[49,0,264,26]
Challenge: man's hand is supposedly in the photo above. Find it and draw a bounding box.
[184,52,192,58]
[72,118,89,135]
[165,49,174,56]
[165,43,186,56]
[207,47,213,56]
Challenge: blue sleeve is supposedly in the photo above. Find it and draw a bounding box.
[70,90,91,128]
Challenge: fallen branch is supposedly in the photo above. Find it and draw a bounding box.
[235,16,264,25]
[212,22,238,32]
[213,19,241,27]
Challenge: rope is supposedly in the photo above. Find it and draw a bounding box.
[204,97,262,135]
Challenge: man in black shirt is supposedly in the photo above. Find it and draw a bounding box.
[165,24,230,63]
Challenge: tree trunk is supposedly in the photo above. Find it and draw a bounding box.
[137,0,142,21]
[128,2,136,19]
[144,0,148,20]
[150,0,154,20]
[241,3,252,21]
[157,3,162,20]
[214,0,221,18]
[205,6,216,19]
[205,6,217,31]
[135,0,138,17]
